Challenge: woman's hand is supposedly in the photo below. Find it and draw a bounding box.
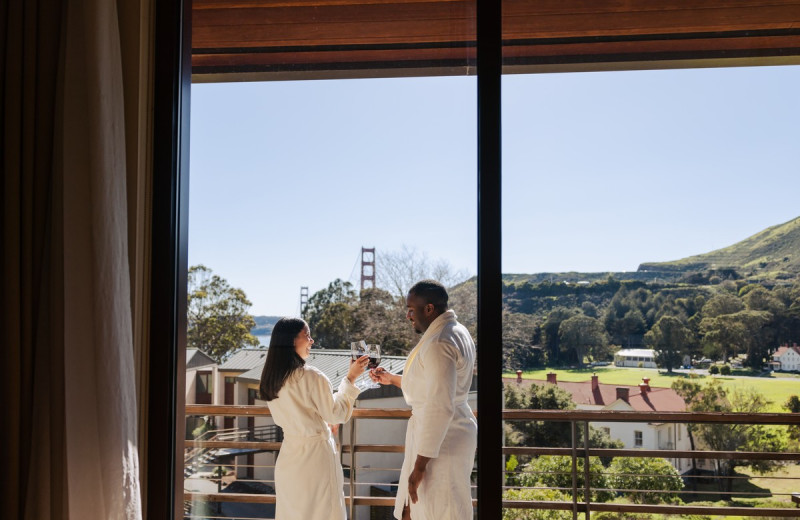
[347,355,369,384]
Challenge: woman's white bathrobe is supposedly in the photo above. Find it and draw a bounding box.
[394,310,477,520]
[268,365,360,520]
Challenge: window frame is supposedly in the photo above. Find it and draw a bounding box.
[148,1,800,518]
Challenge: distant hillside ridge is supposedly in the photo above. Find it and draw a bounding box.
[638,216,800,281]
[252,315,282,336]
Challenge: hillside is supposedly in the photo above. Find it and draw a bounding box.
[252,315,281,336]
[637,216,800,282]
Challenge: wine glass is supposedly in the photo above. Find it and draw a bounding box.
[361,344,382,390]
[350,340,367,361]
[350,340,372,390]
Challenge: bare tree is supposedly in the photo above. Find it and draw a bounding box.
[376,245,471,298]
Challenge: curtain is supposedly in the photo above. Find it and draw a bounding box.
[2,0,150,518]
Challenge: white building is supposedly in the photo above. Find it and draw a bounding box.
[614,348,657,368]
[509,373,694,474]
[185,349,218,405]
[772,343,800,372]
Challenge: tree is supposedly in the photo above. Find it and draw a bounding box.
[645,316,691,373]
[701,293,743,318]
[350,287,415,355]
[503,311,542,370]
[375,245,469,299]
[303,279,357,349]
[187,265,259,362]
[681,380,787,496]
[504,383,620,460]
[784,395,800,442]
[504,383,576,452]
[699,310,769,364]
[558,315,609,366]
[607,457,683,504]
[542,307,577,365]
[671,378,702,479]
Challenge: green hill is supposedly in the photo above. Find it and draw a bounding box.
[638,216,800,281]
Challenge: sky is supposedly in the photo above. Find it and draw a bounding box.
[189,65,800,316]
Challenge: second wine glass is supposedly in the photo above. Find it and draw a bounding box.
[362,344,381,389]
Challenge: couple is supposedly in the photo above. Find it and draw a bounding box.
[259,280,477,520]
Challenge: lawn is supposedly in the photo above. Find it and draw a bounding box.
[503,367,800,412]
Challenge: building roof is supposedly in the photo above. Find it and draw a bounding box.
[237,349,407,390]
[615,348,655,357]
[504,375,686,413]
[218,348,269,371]
[773,344,800,358]
[186,349,216,369]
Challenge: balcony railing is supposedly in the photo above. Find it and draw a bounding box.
[184,405,800,519]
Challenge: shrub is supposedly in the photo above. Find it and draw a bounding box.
[719,364,731,375]
[708,365,720,375]
[607,457,684,504]
[502,488,572,520]
[520,456,614,502]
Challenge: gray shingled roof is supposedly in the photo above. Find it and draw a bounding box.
[186,349,216,369]
[219,348,269,371]
[237,349,407,389]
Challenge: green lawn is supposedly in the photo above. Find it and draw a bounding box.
[503,367,800,412]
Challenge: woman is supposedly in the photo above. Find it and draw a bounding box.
[259,317,368,520]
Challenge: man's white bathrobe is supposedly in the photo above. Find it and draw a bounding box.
[268,365,360,520]
[394,310,477,520]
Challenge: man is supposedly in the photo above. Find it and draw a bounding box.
[370,280,477,520]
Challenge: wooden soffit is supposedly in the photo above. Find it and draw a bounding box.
[192,0,800,82]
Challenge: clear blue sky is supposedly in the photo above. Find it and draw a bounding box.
[190,65,800,316]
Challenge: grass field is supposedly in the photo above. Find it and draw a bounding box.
[503,367,800,412]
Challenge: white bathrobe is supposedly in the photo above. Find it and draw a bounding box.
[268,365,360,520]
[394,310,477,520]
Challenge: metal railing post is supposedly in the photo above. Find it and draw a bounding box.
[571,421,578,520]
[583,421,591,520]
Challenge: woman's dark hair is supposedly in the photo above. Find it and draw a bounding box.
[259,317,307,401]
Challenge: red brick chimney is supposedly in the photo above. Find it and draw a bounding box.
[616,387,630,403]
[641,378,651,392]
[516,369,523,384]
[591,373,599,390]
[546,372,557,385]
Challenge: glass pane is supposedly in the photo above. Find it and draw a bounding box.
[186,2,477,518]
[502,60,800,516]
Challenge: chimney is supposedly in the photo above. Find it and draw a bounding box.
[546,372,557,385]
[641,378,651,392]
[591,373,599,390]
[616,387,630,403]
[516,370,523,384]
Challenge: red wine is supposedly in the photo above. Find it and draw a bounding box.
[368,357,379,369]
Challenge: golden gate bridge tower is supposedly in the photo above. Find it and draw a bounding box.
[299,286,309,314]
[360,247,375,291]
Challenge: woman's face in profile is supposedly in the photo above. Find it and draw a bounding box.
[294,325,314,359]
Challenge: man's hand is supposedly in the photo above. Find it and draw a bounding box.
[369,367,401,387]
[408,455,431,504]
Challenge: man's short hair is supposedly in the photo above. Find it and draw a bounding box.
[409,279,448,313]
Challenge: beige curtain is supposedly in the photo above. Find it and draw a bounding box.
[2,0,152,518]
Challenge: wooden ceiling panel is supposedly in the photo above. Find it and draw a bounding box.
[192,0,800,81]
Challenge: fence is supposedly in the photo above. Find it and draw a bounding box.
[184,405,800,519]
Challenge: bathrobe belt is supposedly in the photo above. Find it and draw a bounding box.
[282,430,331,443]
